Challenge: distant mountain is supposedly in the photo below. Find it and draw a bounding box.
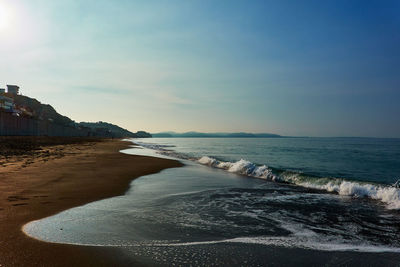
[152,131,281,138]
[79,122,151,138]
[135,131,152,138]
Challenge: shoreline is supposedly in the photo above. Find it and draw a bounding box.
[0,138,183,266]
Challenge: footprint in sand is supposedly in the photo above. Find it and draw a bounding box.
[12,203,28,206]
[58,197,72,200]
[7,196,29,201]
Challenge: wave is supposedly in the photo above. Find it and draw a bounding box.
[130,142,176,151]
[23,220,400,253]
[198,156,277,179]
[198,156,400,210]
[168,237,400,253]
[131,140,400,210]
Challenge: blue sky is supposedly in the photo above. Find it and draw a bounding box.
[1,0,399,137]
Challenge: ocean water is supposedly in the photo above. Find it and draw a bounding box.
[136,137,400,209]
[24,137,400,266]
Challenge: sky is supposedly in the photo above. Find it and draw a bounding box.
[0,0,399,137]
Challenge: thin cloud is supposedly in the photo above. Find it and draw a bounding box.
[152,92,192,105]
[73,86,129,95]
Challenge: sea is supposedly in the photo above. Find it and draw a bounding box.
[24,137,400,266]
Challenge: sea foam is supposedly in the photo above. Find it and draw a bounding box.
[198,157,277,180]
[198,156,400,210]
[133,141,400,210]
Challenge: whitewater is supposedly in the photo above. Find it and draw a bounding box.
[135,137,400,210]
[198,156,400,210]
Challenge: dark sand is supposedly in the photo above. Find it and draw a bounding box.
[0,137,182,266]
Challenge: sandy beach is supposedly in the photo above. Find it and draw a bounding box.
[0,137,182,266]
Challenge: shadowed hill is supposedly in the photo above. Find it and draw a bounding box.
[2,93,151,138]
[11,94,74,126]
[79,122,151,138]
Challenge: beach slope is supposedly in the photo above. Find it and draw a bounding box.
[0,138,182,266]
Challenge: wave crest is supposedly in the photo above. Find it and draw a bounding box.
[198,157,277,180]
[198,156,400,210]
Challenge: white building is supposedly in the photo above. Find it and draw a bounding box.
[0,95,14,111]
[7,85,20,95]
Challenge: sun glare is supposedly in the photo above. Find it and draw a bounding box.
[0,3,16,32]
[0,4,9,31]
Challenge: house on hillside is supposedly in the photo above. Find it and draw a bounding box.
[7,85,20,95]
[0,95,14,112]
[18,106,34,117]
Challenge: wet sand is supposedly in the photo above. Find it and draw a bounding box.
[0,137,182,266]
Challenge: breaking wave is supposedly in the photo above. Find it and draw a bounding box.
[198,156,400,210]
[132,141,400,210]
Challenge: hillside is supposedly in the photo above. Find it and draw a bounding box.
[2,93,150,138]
[79,122,151,138]
[11,94,74,126]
